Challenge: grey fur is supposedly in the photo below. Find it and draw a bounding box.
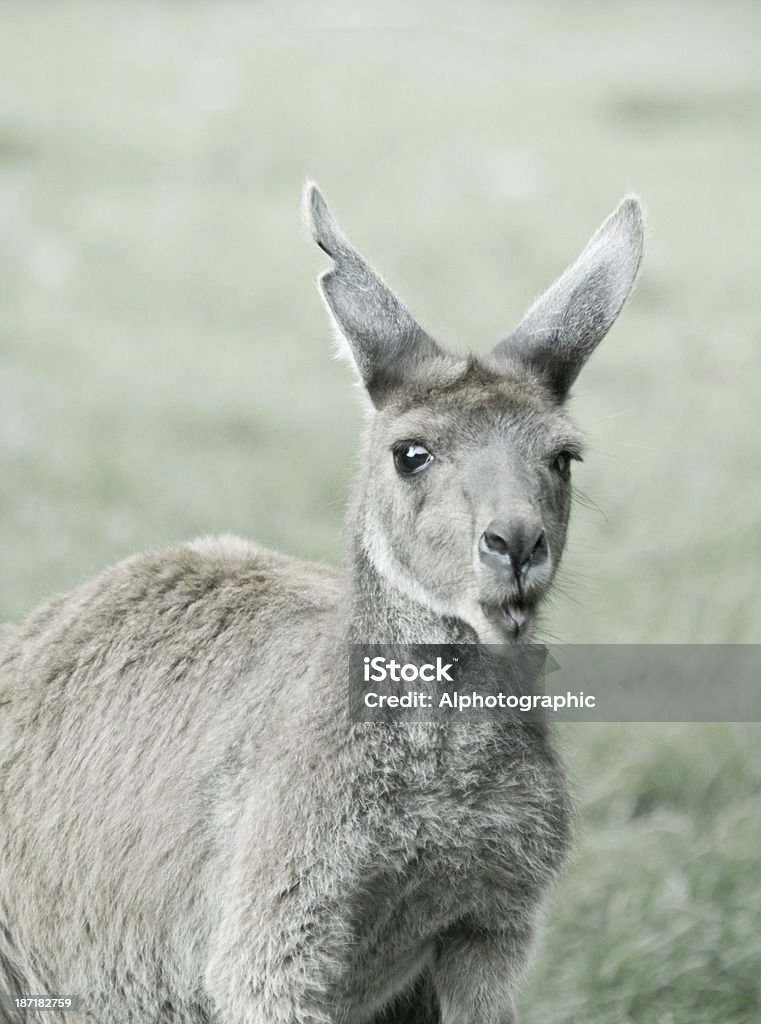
[0,185,643,1024]
[305,183,452,406]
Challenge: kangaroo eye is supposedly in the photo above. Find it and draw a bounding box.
[394,442,434,477]
[553,451,578,478]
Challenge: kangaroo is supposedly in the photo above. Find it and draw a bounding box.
[0,184,643,1024]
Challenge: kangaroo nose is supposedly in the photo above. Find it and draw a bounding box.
[479,519,548,578]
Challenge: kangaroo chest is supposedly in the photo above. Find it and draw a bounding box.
[338,724,570,943]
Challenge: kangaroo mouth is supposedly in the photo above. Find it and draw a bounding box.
[502,601,528,631]
[481,599,534,639]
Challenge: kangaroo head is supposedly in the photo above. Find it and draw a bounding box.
[305,183,643,643]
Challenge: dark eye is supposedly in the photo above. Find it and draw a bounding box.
[393,441,434,477]
[553,451,578,478]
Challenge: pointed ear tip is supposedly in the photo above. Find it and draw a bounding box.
[303,178,321,201]
[301,180,323,228]
[616,194,646,233]
[302,181,341,259]
[600,195,645,265]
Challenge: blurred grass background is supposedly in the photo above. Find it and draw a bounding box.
[1,1,760,1021]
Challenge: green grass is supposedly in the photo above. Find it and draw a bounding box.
[1,2,760,1021]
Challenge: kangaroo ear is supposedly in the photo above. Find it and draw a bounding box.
[304,182,445,406]
[489,197,644,401]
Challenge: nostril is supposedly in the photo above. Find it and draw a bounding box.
[517,531,548,577]
[479,520,548,574]
[531,532,548,564]
[483,528,509,555]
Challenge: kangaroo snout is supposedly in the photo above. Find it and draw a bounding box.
[479,517,549,581]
